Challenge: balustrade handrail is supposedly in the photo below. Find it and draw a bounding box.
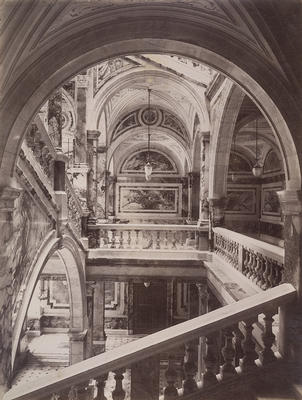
[88,223,208,232]
[213,227,284,264]
[4,283,295,400]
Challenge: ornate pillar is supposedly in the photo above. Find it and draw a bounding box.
[54,153,69,233]
[199,133,210,224]
[71,73,90,209]
[187,172,193,221]
[0,186,21,395]
[93,281,107,355]
[277,190,302,365]
[96,146,107,220]
[87,130,100,222]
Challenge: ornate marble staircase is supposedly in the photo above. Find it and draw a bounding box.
[4,283,297,400]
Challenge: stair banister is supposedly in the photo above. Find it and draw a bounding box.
[4,283,296,400]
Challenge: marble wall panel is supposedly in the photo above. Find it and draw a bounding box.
[0,188,52,385]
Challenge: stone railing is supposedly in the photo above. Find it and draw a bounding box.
[65,176,83,238]
[87,223,209,251]
[213,227,284,289]
[22,119,57,188]
[4,284,296,400]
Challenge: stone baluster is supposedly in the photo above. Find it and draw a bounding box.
[172,232,177,249]
[112,369,126,400]
[262,257,270,289]
[119,231,124,249]
[135,230,139,248]
[50,394,60,400]
[156,231,161,249]
[240,320,258,372]
[260,312,277,365]
[220,327,236,380]
[254,254,262,286]
[242,248,249,274]
[110,230,116,248]
[164,356,178,400]
[246,251,254,279]
[68,385,79,400]
[233,325,244,367]
[164,231,168,249]
[103,230,109,247]
[268,258,275,288]
[95,375,108,400]
[180,231,185,248]
[202,334,219,387]
[127,230,132,248]
[183,342,198,395]
[257,254,265,288]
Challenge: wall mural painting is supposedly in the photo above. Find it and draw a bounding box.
[261,186,281,217]
[225,189,256,214]
[263,150,282,173]
[122,150,177,174]
[118,185,179,214]
[228,152,251,172]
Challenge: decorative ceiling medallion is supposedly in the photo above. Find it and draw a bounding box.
[141,107,160,126]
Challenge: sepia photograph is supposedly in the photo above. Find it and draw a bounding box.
[0,0,301,399]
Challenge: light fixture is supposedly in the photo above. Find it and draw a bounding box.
[252,117,263,177]
[144,88,153,181]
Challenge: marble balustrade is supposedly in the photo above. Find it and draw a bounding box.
[213,227,284,289]
[87,223,209,251]
[3,284,295,400]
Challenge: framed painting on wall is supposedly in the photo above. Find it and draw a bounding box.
[261,184,282,218]
[117,183,182,216]
[225,188,257,215]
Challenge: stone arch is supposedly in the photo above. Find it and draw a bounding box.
[11,233,86,371]
[1,7,301,192]
[208,84,245,199]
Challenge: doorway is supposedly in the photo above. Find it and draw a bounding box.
[133,281,167,334]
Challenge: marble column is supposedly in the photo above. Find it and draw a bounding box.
[87,130,100,222]
[0,186,21,396]
[93,281,107,355]
[71,73,90,209]
[68,329,88,364]
[191,172,200,221]
[86,283,95,359]
[54,153,68,233]
[96,146,107,220]
[196,281,209,380]
[198,133,210,224]
[277,190,302,367]
[187,172,193,221]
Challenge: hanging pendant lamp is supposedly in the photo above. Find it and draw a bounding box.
[252,117,263,177]
[144,88,153,181]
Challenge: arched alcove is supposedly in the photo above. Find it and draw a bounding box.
[11,234,87,371]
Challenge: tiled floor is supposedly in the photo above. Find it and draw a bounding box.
[12,332,141,399]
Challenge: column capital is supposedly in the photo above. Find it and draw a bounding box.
[277,190,302,215]
[68,328,88,341]
[0,186,21,212]
[55,150,69,163]
[87,130,101,140]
